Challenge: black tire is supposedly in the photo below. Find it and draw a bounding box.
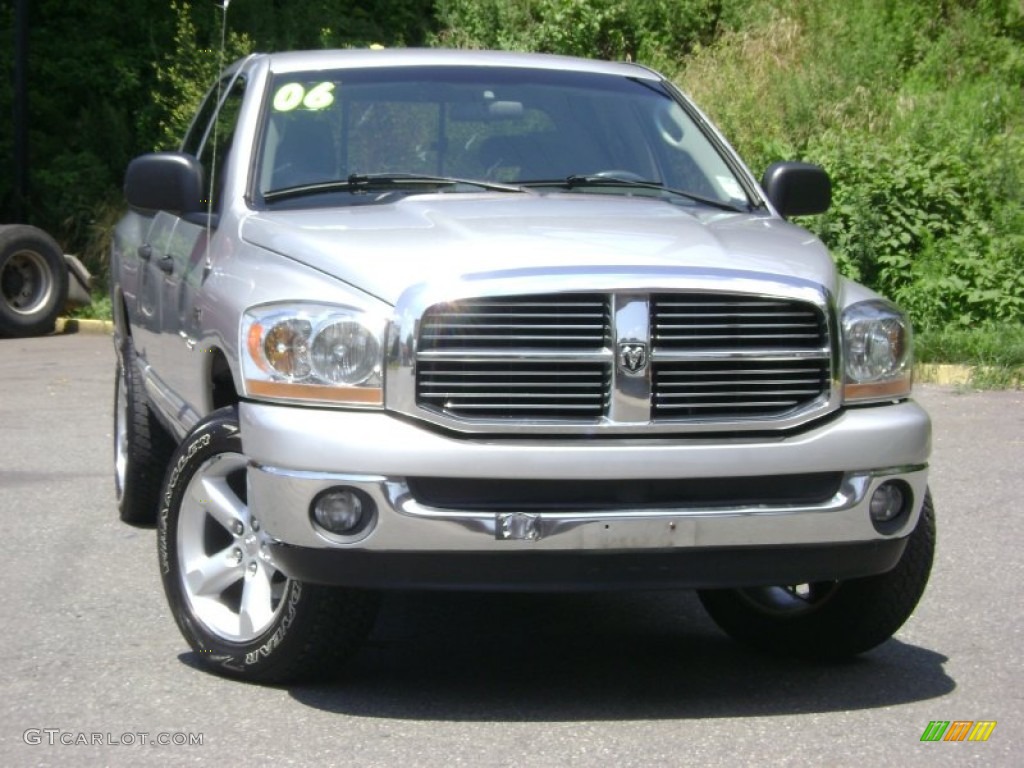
[114,338,175,524]
[157,407,378,684]
[0,224,69,337]
[698,490,936,659]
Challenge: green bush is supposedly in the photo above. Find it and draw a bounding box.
[677,0,1024,332]
[147,1,254,151]
[803,133,1024,331]
[433,0,726,69]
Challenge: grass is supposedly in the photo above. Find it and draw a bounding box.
[915,325,1024,368]
[915,325,1024,389]
[67,292,112,321]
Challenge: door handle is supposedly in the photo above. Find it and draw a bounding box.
[137,244,152,261]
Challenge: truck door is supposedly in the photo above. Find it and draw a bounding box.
[154,74,248,430]
[132,210,176,371]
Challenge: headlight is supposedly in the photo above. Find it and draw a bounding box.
[241,303,385,406]
[841,300,913,402]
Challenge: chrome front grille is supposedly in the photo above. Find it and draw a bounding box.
[412,290,833,429]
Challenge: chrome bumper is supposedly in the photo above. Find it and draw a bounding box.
[240,400,931,560]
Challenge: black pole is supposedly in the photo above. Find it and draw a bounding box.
[13,0,30,221]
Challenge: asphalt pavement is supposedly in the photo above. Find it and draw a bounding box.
[0,331,1021,767]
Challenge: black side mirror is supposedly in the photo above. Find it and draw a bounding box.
[761,161,831,217]
[124,152,204,215]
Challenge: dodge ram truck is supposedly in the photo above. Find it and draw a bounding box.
[111,49,934,683]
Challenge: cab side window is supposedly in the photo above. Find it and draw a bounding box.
[182,76,247,212]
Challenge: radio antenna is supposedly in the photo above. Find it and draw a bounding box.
[204,0,231,267]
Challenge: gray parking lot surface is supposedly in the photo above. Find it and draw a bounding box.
[1,332,1021,766]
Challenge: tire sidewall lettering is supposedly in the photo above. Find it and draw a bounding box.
[157,410,309,676]
[245,582,302,666]
[158,432,212,576]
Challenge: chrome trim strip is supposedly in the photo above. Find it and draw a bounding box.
[390,471,877,525]
[651,347,831,362]
[610,293,651,423]
[416,349,613,362]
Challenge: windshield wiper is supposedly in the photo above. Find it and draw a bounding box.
[520,174,748,213]
[263,173,523,203]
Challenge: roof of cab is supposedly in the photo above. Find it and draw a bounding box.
[246,47,662,80]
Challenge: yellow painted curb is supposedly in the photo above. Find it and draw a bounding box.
[915,363,1023,388]
[914,363,973,386]
[55,317,114,335]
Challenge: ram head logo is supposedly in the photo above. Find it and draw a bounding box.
[617,342,648,375]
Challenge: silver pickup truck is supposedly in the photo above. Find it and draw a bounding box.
[112,49,934,683]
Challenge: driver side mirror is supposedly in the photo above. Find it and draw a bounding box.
[125,152,205,216]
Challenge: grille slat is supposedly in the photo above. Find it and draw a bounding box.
[657,390,821,399]
[421,333,602,342]
[446,403,603,411]
[655,403,806,409]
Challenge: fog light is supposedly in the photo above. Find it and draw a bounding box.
[869,482,906,524]
[311,488,373,535]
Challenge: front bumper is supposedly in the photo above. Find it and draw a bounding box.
[240,399,930,590]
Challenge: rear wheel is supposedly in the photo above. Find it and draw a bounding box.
[114,338,175,524]
[698,491,936,659]
[157,407,378,683]
[0,225,68,337]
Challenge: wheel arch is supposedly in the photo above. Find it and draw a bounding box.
[112,284,130,342]
[206,347,240,412]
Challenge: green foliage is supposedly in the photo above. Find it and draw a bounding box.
[230,0,435,50]
[433,0,726,70]
[916,325,1024,368]
[803,133,1024,331]
[678,0,1024,333]
[0,0,174,250]
[69,292,113,321]
[0,0,436,280]
[147,2,254,150]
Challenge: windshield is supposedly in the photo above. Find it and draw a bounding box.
[256,66,750,209]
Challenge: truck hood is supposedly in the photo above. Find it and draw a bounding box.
[240,193,836,305]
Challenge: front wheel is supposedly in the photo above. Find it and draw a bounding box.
[698,491,936,659]
[157,407,378,684]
